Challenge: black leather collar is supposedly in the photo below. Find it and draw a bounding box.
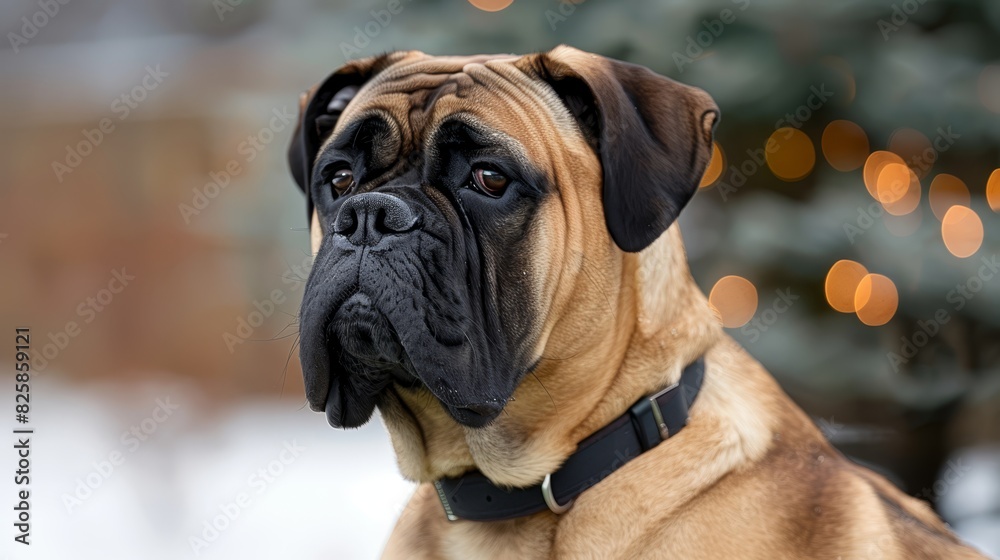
[433,357,706,522]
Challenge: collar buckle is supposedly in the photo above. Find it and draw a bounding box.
[541,473,574,514]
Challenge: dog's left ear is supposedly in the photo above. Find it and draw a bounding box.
[288,53,406,219]
[527,45,720,252]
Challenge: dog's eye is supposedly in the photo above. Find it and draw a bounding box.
[470,167,509,197]
[330,169,355,194]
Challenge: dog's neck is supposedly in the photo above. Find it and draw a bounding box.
[569,227,722,443]
[512,225,723,478]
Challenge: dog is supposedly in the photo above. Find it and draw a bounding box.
[287,46,986,559]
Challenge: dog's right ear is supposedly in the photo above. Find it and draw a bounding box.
[287,53,401,219]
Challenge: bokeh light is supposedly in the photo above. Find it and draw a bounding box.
[863,151,906,199]
[766,128,815,181]
[876,163,921,215]
[979,65,1000,114]
[700,142,725,188]
[888,128,932,178]
[708,275,758,328]
[825,259,869,313]
[941,206,984,258]
[854,274,898,327]
[929,174,971,221]
[987,169,1000,212]
[822,120,869,171]
[468,0,515,11]
[876,163,910,204]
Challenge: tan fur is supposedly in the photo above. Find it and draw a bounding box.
[305,48,985,559]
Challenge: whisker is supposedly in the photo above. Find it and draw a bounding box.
[248,330,300,343]
[530,371,557,412]
[279,334,301,399]
[272,319,300,336]
[535,346,588,362]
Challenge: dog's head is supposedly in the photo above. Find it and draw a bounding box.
[289,46,718,476]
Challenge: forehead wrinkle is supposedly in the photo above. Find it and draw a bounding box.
[338,63,481,153]
[485,59,587,142]
[360,53,526,107]
[361,54,511,98]
[372,72,456,97]
[391,54,518,76]
[483,59,562,109]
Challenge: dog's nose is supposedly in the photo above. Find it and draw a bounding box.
[333,192,419,246]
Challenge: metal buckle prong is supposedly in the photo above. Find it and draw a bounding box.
[648,381,679,441]
[541,473,574,514]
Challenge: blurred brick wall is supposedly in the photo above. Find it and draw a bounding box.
[0,111,308,402]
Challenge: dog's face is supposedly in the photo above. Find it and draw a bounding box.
[289,46,718,474]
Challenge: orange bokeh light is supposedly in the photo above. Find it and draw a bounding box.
[863,151,906,200]
[825,260,869,313]
[766,128,815,181]
[821,120,869,172]
[854,274,898,327]
[468,0,514,11]
[941,206,984,258]
[708,276,758,328]
[928,174,971,221]
[987,169,1000,213]
[876,163,910,204]
[876,163,921,215]
[700,142,725,188]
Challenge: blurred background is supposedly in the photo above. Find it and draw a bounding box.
[1,0,999,558]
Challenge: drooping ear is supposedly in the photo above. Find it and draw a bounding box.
[528,45,720,252]
[287,53,401,219]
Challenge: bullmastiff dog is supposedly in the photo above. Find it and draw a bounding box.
[287,46,986,559]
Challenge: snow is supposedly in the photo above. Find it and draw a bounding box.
[2,377,414,560]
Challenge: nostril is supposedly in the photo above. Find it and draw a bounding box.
[373,207,389,234]
[333,206,358,236]
[460,403,502,417]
